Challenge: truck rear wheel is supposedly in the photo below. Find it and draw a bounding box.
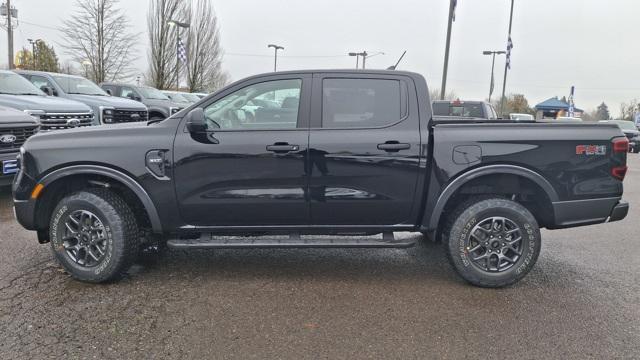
[49,188,139,283]
[443,197,541,288]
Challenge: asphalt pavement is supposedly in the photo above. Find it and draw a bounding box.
[0,157,638,359]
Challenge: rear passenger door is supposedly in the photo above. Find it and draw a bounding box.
[307,73,422,226]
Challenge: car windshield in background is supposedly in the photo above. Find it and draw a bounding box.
[53,76,107,96]
[181,93,201,102]
[138,87,169,100]
[433,102,483,117]
[605,120,637,130]
[0,72,44,96]
[168,92,190,103]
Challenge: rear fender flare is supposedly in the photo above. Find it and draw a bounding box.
[427,164,559,230]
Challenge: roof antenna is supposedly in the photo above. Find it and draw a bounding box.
[387,50,407,70]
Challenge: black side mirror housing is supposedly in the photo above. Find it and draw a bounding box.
[185,108,207,133]
[40,86,53,96]
[105,89,112,96]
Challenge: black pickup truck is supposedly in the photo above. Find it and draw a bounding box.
[12,70,629,287]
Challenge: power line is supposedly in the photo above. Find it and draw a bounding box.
[19,20,58,31]
[225,52,347,58]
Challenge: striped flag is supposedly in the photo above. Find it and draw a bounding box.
[506,36,514,69]
[452,0,458,21]
[177,37,187,63]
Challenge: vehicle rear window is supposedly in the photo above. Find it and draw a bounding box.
[433,102,484,118]
[321,78,404,128]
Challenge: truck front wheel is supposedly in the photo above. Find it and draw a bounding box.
[49,188,139,283]
[443,197,541,288]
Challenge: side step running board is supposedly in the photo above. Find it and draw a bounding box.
[167,232,415,249]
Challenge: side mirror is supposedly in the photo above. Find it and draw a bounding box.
[105,89,112,96]
[185,108,207,133]
[126,92,136,100]
[40,86,53,96]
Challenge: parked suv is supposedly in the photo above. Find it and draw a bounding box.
[0,70,94,130]
[433,100,500,120]
[16,71,148,126]
[100,83,185,120]
[0,106,39,186]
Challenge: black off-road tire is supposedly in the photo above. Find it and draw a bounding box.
[49,188,139,283]
[442,197,541,288]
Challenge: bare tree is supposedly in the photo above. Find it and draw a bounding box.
[147,0,185,89]
[430,88,457,101]
[182,0,228,92]
[60,0,137,83]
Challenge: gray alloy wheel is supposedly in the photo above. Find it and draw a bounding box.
[61,210,109,268]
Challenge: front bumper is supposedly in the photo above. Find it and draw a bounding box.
[13,198,36,230]
[550,197,628,229]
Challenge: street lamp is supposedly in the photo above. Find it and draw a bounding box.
[482,50,505,102]
[267,44,284,72]
[348,51,384,69]
[27,38,41,70]
[168,19,190,90]
[362,51,384,69]
[81,59,91,79]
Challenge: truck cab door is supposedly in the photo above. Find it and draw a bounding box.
[307,73,423,226]
[172,74,312,227]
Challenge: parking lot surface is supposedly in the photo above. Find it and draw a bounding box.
[0,157,638,359]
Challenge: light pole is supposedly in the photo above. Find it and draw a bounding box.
[362,51,384,69]
[348,52,361,69]
[500,0,515,116]
[440,0,456,100]
[268,44,284,72]
[482,50,505,102]
[27,38,41,70]
[81,60,91,79]
[168,19,190,90]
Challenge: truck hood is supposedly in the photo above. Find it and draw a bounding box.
[144,98,185,109]
[0,106,39,126]
[66,94,148,110]
[0,94,92,113]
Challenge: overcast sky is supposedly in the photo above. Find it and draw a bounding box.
[1,0,638,115]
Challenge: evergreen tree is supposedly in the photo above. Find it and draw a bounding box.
[595,102,610,120]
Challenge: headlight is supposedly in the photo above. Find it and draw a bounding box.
[23,110,46,120]
[100,106,115,124]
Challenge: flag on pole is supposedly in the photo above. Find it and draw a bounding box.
[177,37,188,63]
[452,0,458,21]
[506,36,514,69]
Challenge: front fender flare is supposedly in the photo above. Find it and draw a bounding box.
[426,164,559,231]
[39,165,163,233]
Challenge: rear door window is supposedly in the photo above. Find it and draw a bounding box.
[321,78,405,128]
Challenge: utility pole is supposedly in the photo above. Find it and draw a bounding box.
[268,44,284,72]
[28,38,40,70]
[500,0,515,116]
[440,0,455,100]
[4,0,15,69]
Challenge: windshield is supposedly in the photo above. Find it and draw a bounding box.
[433,102,484,118]
[181,93,201,102]
[0,72,44,95]
[138,87,169,100]
[53,75,107,96]
[166,92,190,103]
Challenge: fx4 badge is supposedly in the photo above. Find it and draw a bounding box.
[576,145,606,155]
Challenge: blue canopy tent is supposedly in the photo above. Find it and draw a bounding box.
[535,97,583,119]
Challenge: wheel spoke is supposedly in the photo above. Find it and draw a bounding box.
[87,248,100,262]
[468,243,483,253]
